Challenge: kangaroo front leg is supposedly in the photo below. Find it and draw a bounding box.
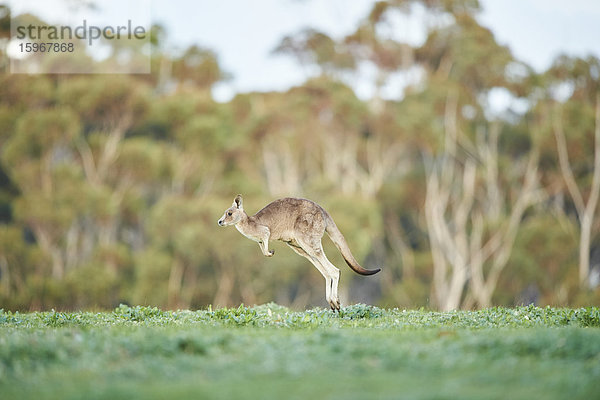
[257,230,274,257]
[258,240,274,257]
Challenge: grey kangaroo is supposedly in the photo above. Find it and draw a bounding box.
[217,195,381,310]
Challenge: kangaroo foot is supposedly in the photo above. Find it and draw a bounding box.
[328,297,340,312]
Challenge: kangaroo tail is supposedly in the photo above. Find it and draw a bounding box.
[325,213,381,276]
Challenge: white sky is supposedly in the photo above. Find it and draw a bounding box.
[7,0,600,102]
[155,0,600,102]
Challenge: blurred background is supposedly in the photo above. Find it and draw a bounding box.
[1,0,600,311]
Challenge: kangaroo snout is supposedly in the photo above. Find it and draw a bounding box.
[218,219,224,226]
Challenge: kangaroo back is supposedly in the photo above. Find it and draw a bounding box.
[325,214,381,276]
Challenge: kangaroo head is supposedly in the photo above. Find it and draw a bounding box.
[217,194,244,226]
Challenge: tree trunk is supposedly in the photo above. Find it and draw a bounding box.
[425,92,540,310]
[553,97,600,288]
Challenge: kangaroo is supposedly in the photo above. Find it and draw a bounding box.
[217,195,381,311]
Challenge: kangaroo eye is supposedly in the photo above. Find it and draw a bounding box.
[227,212,232,216]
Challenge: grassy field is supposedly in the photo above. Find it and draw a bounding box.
[1,304,599,400]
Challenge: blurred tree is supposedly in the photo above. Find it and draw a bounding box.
[171,45,230,93]
[424,93,541,310]
[502,213,578,306]
[0,225,29,301]
[0,5,9,74]
[3,107,81,279]
[548,56,600,288]
[274,28,356,77]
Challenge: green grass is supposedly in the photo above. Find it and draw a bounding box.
[1,304,600,400]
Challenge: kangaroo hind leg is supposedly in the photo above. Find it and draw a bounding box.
[286,242,338,311]
[293,237,340,311]
[313,241,341,311]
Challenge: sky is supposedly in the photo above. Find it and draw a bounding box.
[7,0,600,102]
[150,0,600,101]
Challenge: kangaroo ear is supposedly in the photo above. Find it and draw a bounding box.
[233,194,243,210]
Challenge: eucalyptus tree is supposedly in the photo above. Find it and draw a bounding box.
[546,56,600,289]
